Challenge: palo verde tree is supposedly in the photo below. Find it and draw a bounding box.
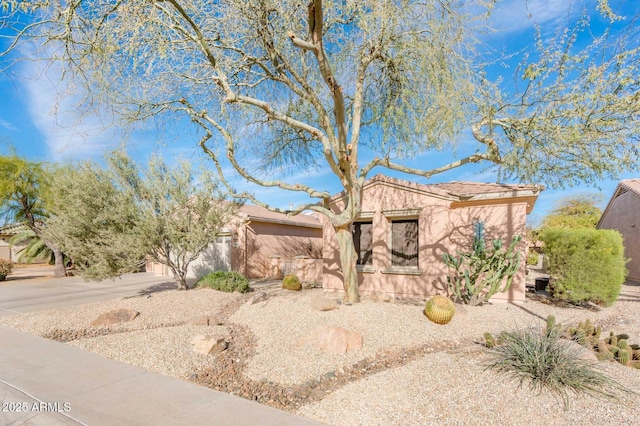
[0,154,66,277]
[45,152,238,290]
[541,194,604,230]
[2,1,639,302]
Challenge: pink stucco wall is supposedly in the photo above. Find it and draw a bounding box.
[269,257,323,283]
[147,216,323,281]
[323,182,530,303]
[233,220,323,279]
[598,191,640,283]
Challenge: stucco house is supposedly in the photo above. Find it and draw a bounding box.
[147,204,323,282]
[597,179,640,284]
[323,175,541,303]
[0,223,29,262]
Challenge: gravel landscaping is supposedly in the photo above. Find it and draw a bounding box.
[2,281,640,425]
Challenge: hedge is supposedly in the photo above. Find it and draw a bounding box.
[540,228,627,306]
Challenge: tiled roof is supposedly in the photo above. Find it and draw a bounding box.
[0,223,28,235]
[597,179,640,228]
[431,181,542,197]
[239,204,322,228]
[362,174,541,200]
[619,179,640,197]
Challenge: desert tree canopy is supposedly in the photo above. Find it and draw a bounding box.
[1,0,638,301]
[540,193,604,229]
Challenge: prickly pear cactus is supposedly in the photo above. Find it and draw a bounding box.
[424,295,455,325]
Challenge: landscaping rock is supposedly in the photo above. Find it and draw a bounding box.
[191,335,228,355]
[247,291,268,305]
[91,309,139,327]
[314,326,363,354]
[378,293,391,302]
[559,339,599,362]
[188,316,211,326]
[310,296,338,312]
[370,292,391,302]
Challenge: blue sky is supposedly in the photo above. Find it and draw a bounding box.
[0,0,637,225]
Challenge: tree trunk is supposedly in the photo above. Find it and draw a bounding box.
[176,276,188,290]
[336,227,359,303]
[52,247,65,278]
[171,266,188,290]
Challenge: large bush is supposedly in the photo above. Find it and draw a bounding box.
[196,271,250,293]
[540,228,627,306]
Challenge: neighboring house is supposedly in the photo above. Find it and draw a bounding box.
[323,175,542,303]
[0,223,29,262]
[147,204,323,281]
[597,179,640,284]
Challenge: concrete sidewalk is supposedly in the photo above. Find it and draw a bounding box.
[0,327,324,426]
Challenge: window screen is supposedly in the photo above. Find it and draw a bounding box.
[352,221,373,265]
[391,219,418,267]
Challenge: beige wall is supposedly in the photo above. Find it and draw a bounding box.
[0,241,11,261]
[0,236,27,263]
[599,191,640,283]
[233,221,323,279]
[323,183,529,302]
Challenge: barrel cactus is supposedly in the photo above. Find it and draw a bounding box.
[424,295,455,325]
[617,348,632,366]
[282,274,302,291]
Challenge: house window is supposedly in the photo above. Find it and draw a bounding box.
[391,219,418,267]
[352,221,373,266]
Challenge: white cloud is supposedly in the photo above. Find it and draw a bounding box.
[489,0,592,34]
[18,47,122,162]
[0,118,18,131]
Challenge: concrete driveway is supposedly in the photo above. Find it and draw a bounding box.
[0,265,177,317]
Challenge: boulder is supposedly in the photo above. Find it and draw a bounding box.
[91,309,139,327]
[191,335,228,355]
[314,326,363,354]
[559,339,598,362]
[310,296,338,312]
[247,291,268,305]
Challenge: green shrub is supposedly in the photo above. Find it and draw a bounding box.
[540,228,627,306]
[526,251,539,266]
[282,274,301,291]
[196,270,250,293]
[0,259,14,281]
[486,326,627,406]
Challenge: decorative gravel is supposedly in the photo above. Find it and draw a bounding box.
[230,287,640,386]
[2,282,640,425]
[0,288,240,336]
[68,324,227,380]
[298,349,640,426]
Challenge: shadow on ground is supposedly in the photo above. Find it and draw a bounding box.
[132,281,179,297]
